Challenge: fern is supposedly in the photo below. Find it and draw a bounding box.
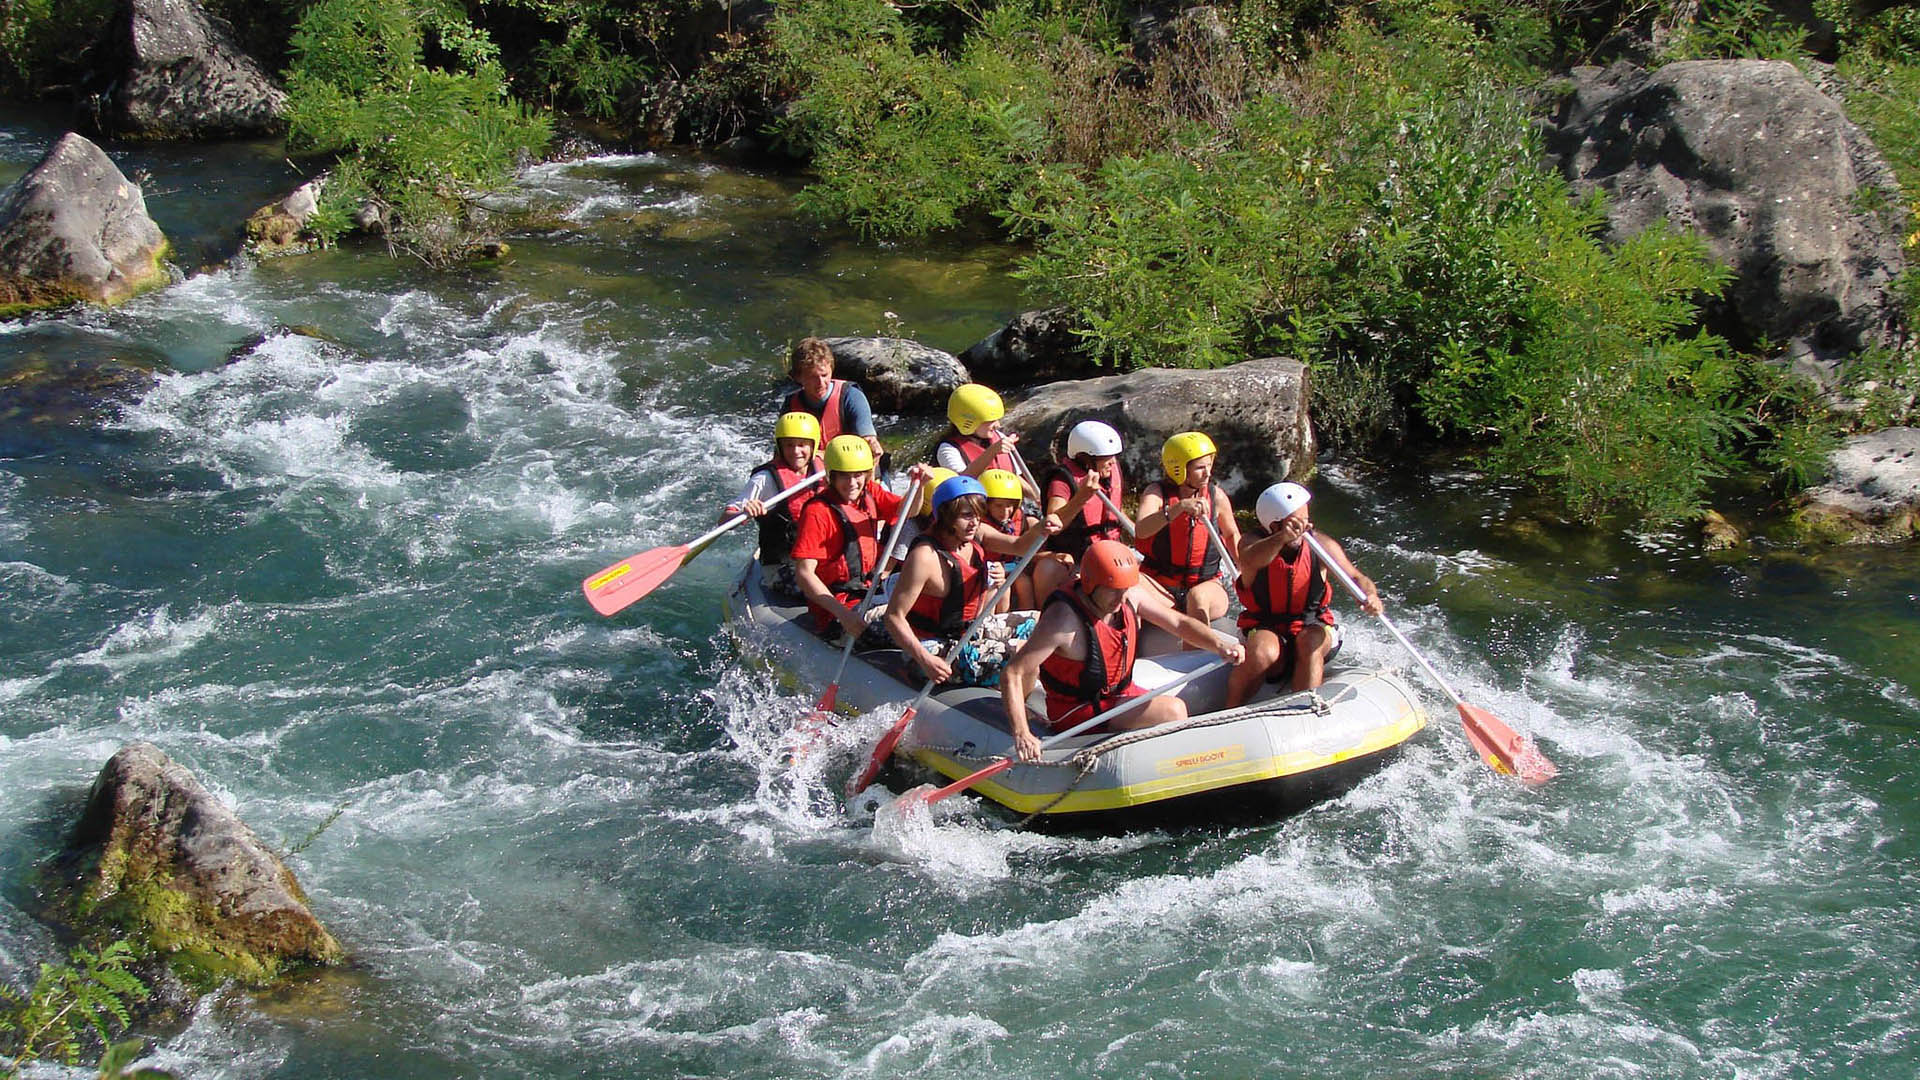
[1,941,153,1078]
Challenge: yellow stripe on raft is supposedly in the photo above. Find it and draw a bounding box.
[912,710,1428,815]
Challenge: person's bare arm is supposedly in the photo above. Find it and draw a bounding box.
[794,557,864,638]
[1315,534,1383,615]
[1000,604,1077,761]
[884,547,952,683]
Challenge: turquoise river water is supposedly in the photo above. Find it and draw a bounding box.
[1,115,1917,1078]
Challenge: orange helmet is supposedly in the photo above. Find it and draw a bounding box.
[1080,539,1141,590]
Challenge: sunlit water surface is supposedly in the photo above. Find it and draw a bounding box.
[1,117,1916,1078]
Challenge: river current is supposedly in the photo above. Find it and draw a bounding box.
[1,117,1916,1078]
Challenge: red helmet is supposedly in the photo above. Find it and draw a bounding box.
[1081,539,1141,590]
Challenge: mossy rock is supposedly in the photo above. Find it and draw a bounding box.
[61,743,344,990]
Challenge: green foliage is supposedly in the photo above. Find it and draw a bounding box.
[1660,0,1808,62]
[1835,340,1920,430]
[0,941,150,1078]
[286,0,551,264]
[1422,214,1743,521]
[769,0,1065,236]
[0,0,116,96]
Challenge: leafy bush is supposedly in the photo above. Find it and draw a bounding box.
[285,0,551,264]
[0,0,117,97]
[0,941,151,1078]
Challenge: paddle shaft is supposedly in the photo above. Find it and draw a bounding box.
[819,476,925,702]
[917,659,1229,806]
[698,471,823,554]
[1095,489,1136,538]
[1300,532,1464,708]
[846,524,1050,797]
[1195,492,1241,583]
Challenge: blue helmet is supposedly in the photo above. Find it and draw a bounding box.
[931,475,987,515]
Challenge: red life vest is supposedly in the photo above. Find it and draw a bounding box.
[754,457,824,562]
[1043,458,1126,558]
[1138,482,1220,589]
[811,488,884,593]
[784,380,848,442]
[1235,532,1336,636]
[939,430,1018,476]
[1038,587,1139,704]
[986,509,1024,564]
[904,534,987,636]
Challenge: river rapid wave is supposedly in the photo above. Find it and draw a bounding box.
[1,140,1916,1078]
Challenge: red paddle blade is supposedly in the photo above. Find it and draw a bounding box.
[815,683,838,713]
[911,757,1015,809]
[581,543,690,616]
[846,706,917,799]
[1458,703,1558,787]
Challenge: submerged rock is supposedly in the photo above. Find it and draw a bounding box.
[63,742,343,986]
[822,336,970,413]
[1793,427,1920,543]
[1002,355,1313,497]
[0,133,169,317]
[114,0,287,138]
[1544,60,1907,387]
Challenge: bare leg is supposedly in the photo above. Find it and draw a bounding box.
[1109,693,1189,731]
[1288,624,1335,692]
[1226,628,1283,708]
[1185,579,1228,623]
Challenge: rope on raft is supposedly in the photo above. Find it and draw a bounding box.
[914,684,1349,825]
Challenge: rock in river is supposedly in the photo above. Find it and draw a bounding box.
[0,133,169,317]
[62,742,343,986]
[113,0,288,138]
[1544,60,1907,387]
[1002,355,1314,498]
[822,336,970,413]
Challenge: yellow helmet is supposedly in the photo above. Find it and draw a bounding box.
[774,411,821,447]
[980,468,1023,501]
[824,434,874,473]
[947,383,1005,436]
[1161,431,1218,486]
[915,467,958,515]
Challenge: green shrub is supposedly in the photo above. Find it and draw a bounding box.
[285,0,551,264]
[0,941,151,1078]
[0,0,117,97]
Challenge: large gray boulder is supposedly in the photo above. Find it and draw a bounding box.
[1793,427,1920,542]
[1001,355,1313,498]
[957,308,1106,387]
[823,336,971,413]
[64,742,343,985]
[1543,60,1907,387]
[0,133,168,316]
[115,0,287,138]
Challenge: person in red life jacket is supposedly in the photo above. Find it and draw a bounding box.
[720,411,826,598]
[935,383,1037,501]
[791,435,919,641]
[1134,431,1242,621]
[782,337,883,464]
[1042,420,1133,562]
[885,475,1034,684]
[980,467,1070,613]
[1225,481,1383,706]
[1000,540,1246,762]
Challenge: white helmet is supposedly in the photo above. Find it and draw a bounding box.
[1065,420,1123,459]
[1255,482,1311,529]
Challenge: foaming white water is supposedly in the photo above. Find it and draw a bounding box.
[63,603,233,677]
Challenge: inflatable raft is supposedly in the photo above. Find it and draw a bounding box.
[724,559,1428,827]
